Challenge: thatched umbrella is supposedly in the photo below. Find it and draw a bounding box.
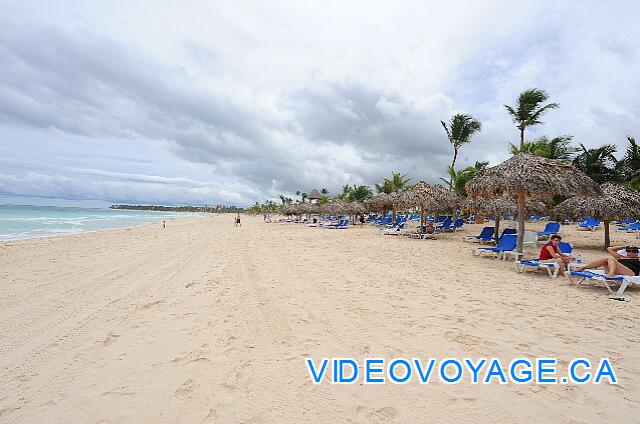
[466,153,600,253]
[553,183,640,248]
[466,197,548,241]
[348,201,367,214]
[399,181,459,228]
[366,193,395,216]
[321,199,350,216]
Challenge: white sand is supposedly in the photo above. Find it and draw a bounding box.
[0,215,638,423]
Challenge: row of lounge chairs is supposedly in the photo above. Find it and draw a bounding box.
[463,224,638,299]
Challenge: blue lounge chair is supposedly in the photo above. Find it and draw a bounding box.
[474,234,517,259]
[558,242,573,255]
[451,218,465,232]
[496,227,516,242]
[463,226,494,243]
[325,219,348,229]
[515,259,562,278]
[382,222,405,235]
[578,217,600,231]
[566,270,640,300]
[616,222,640,233]
[436,217,453,231]
[537,222,560,241]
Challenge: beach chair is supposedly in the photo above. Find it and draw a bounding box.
[410,230,437,239]
[616,222,640,233]
[436,217,453,231]
[325,219,348,229]
[515,259,562,278]
[566,270,640,300]
[452,218,464,232]
[463,226,494,243]
[578,217,600,231]
[382,222,405,235]
[537,222,560,241]
[474,234,517,259]
[496,227,517,242]
[614,218,635,226]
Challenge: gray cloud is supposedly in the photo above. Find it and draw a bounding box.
[1,1,639,206]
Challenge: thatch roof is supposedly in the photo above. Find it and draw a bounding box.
[308,189,322,200]
[348,201,368,214]
[465,197,548,216]
[466,153,600,200]
[320,199,350,215]
[398,181,460,211]
[553,183,640,220]
[365,192,396,211]
[296,202,317,214]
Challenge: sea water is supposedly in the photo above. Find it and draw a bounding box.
[0,205,202,240]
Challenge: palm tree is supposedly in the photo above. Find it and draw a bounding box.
[321,188,329,195]
[301,192,308,202]
[347,185,373,202]
[375,173,411,194]
[440,161,488,196]
[279,195,286,205]
[441,114,482,191]
[509,135,577,162]
[543,135,578,162]
[505,89,559,149]
[509,140,547,156]
[617,136,640,181]
[573,144,619,183]
[337,184,352,199]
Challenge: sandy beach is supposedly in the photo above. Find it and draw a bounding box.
[1,214,638,423]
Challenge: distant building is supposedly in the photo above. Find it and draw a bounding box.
[308,189,322,204]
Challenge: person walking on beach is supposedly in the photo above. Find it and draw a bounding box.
[162,220,166,228]
[234,213,241,227]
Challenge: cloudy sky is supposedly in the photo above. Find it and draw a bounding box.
[1,0,639,207]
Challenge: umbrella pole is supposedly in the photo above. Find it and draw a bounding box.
[420,206,424,229]
[495,215,501,243]
[604,220,611,249]
[516,193,525,254]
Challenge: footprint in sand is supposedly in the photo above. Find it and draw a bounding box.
[172,344,211,364]
[365,406,399,422]
[175,379,198,400]
[101,333,120,346]
[139,299,164,310]
[185,281,195,288]
[202,408,217,422]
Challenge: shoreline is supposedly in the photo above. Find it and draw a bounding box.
[0,215,207,244]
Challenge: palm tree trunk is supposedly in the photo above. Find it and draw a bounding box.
[516,193,525,254]
[604,220,610,249]
[449,148,458,192]
[519,126,525,149]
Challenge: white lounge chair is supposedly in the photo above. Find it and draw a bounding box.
[566,269,640,300]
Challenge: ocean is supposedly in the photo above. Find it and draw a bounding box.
[0,205,202,241]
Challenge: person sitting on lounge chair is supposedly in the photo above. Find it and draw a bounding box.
[576,245,640,278]
[539,235,573,275]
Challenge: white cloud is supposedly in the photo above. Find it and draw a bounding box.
[0,0,639,206]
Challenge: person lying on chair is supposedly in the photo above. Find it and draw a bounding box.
[575,245,640,278]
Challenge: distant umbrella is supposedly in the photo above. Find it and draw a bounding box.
[465,197,548,241]
[348,201,368,215]
[466,153,600,253]
[554,183,640,248]
[399,181,460,227]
